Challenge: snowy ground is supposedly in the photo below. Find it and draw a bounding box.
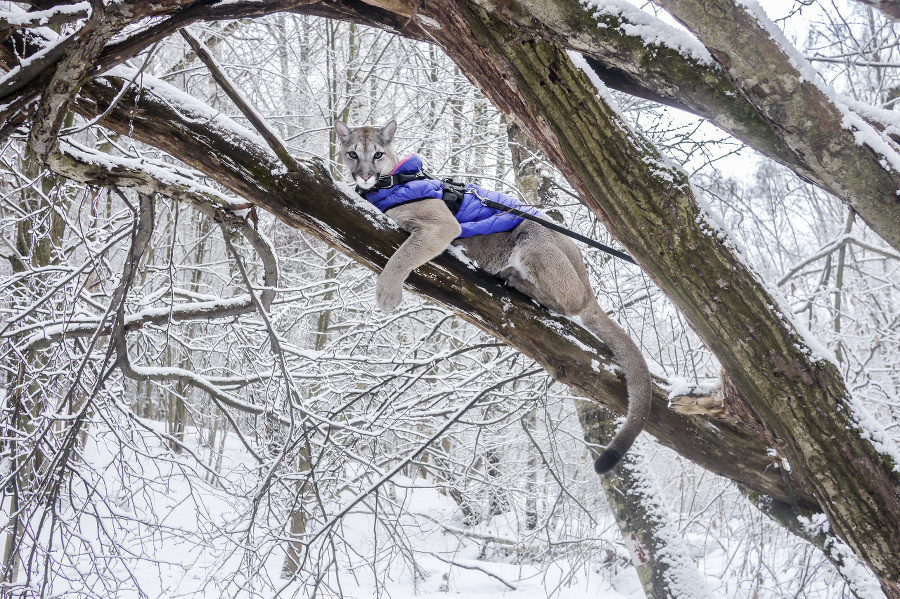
[4,416,872,599]
[5,421,667,599]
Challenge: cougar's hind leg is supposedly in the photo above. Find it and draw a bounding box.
[501,222,593,317]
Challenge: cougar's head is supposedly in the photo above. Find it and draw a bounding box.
[334,119,399,190]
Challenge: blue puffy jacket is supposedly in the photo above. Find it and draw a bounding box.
[360,154,543,238]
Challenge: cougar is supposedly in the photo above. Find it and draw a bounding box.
[335,119,651,473]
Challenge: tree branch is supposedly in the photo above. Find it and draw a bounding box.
[0,3,90,32]
[26,2,122,162]
[179,26,301,174]
[22,139,279,344]
[69,67,817,511]
[648,0,900,254]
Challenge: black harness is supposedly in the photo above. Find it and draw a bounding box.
[357,173,636,265]
[356,171,465,215]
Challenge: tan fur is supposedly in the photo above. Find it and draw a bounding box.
[336,119,651,473]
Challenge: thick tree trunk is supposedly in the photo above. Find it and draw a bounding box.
[388,4,900,595]
[578,400,715,599]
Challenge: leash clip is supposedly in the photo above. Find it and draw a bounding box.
[465,184,489,207]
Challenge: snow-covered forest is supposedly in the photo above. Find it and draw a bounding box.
[1,0,899,597]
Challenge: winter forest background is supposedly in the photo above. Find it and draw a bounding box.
[1,0,899,597]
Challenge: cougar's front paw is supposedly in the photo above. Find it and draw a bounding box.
[375,277,403,312]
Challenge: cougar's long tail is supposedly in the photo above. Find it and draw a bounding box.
[580,302,652,474]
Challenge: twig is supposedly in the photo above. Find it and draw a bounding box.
[519,416,597,524]
[180,27,301,174]
[47,138,279,308]
[415,512,524,550]
[425,551,517,590]
[777,230,900,287]
[304,369,543,547]
[20,296,258,351]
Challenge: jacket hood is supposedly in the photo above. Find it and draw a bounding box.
[391,154,423,175]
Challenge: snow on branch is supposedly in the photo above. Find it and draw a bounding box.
[0,2,90,30]
[179,27,301,174]
[778,232,900,287]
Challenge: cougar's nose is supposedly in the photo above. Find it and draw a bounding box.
[361,173,372,181]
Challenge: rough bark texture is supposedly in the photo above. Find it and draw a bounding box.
[472,0,808,197]
[26,3,121,162]
[650,0,900,253]
[578,400,714,599]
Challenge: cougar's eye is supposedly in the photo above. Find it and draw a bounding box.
[348,151,358,160]
[374,151,384,160]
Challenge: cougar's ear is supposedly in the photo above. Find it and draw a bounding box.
[335,120,352,145]
[379,119,397,144]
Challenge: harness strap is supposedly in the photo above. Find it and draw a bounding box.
[357,171,430,194]
[358,172,636,265]
[474,194,637,265]
[357,171,463,215]
[441,179,467,215]
[379,172,428,188]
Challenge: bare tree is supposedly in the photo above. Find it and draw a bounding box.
[0,1,898,597]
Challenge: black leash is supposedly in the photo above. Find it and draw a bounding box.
[439,178,637,266]
[361,172,638,266]
[478,197,637,265]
